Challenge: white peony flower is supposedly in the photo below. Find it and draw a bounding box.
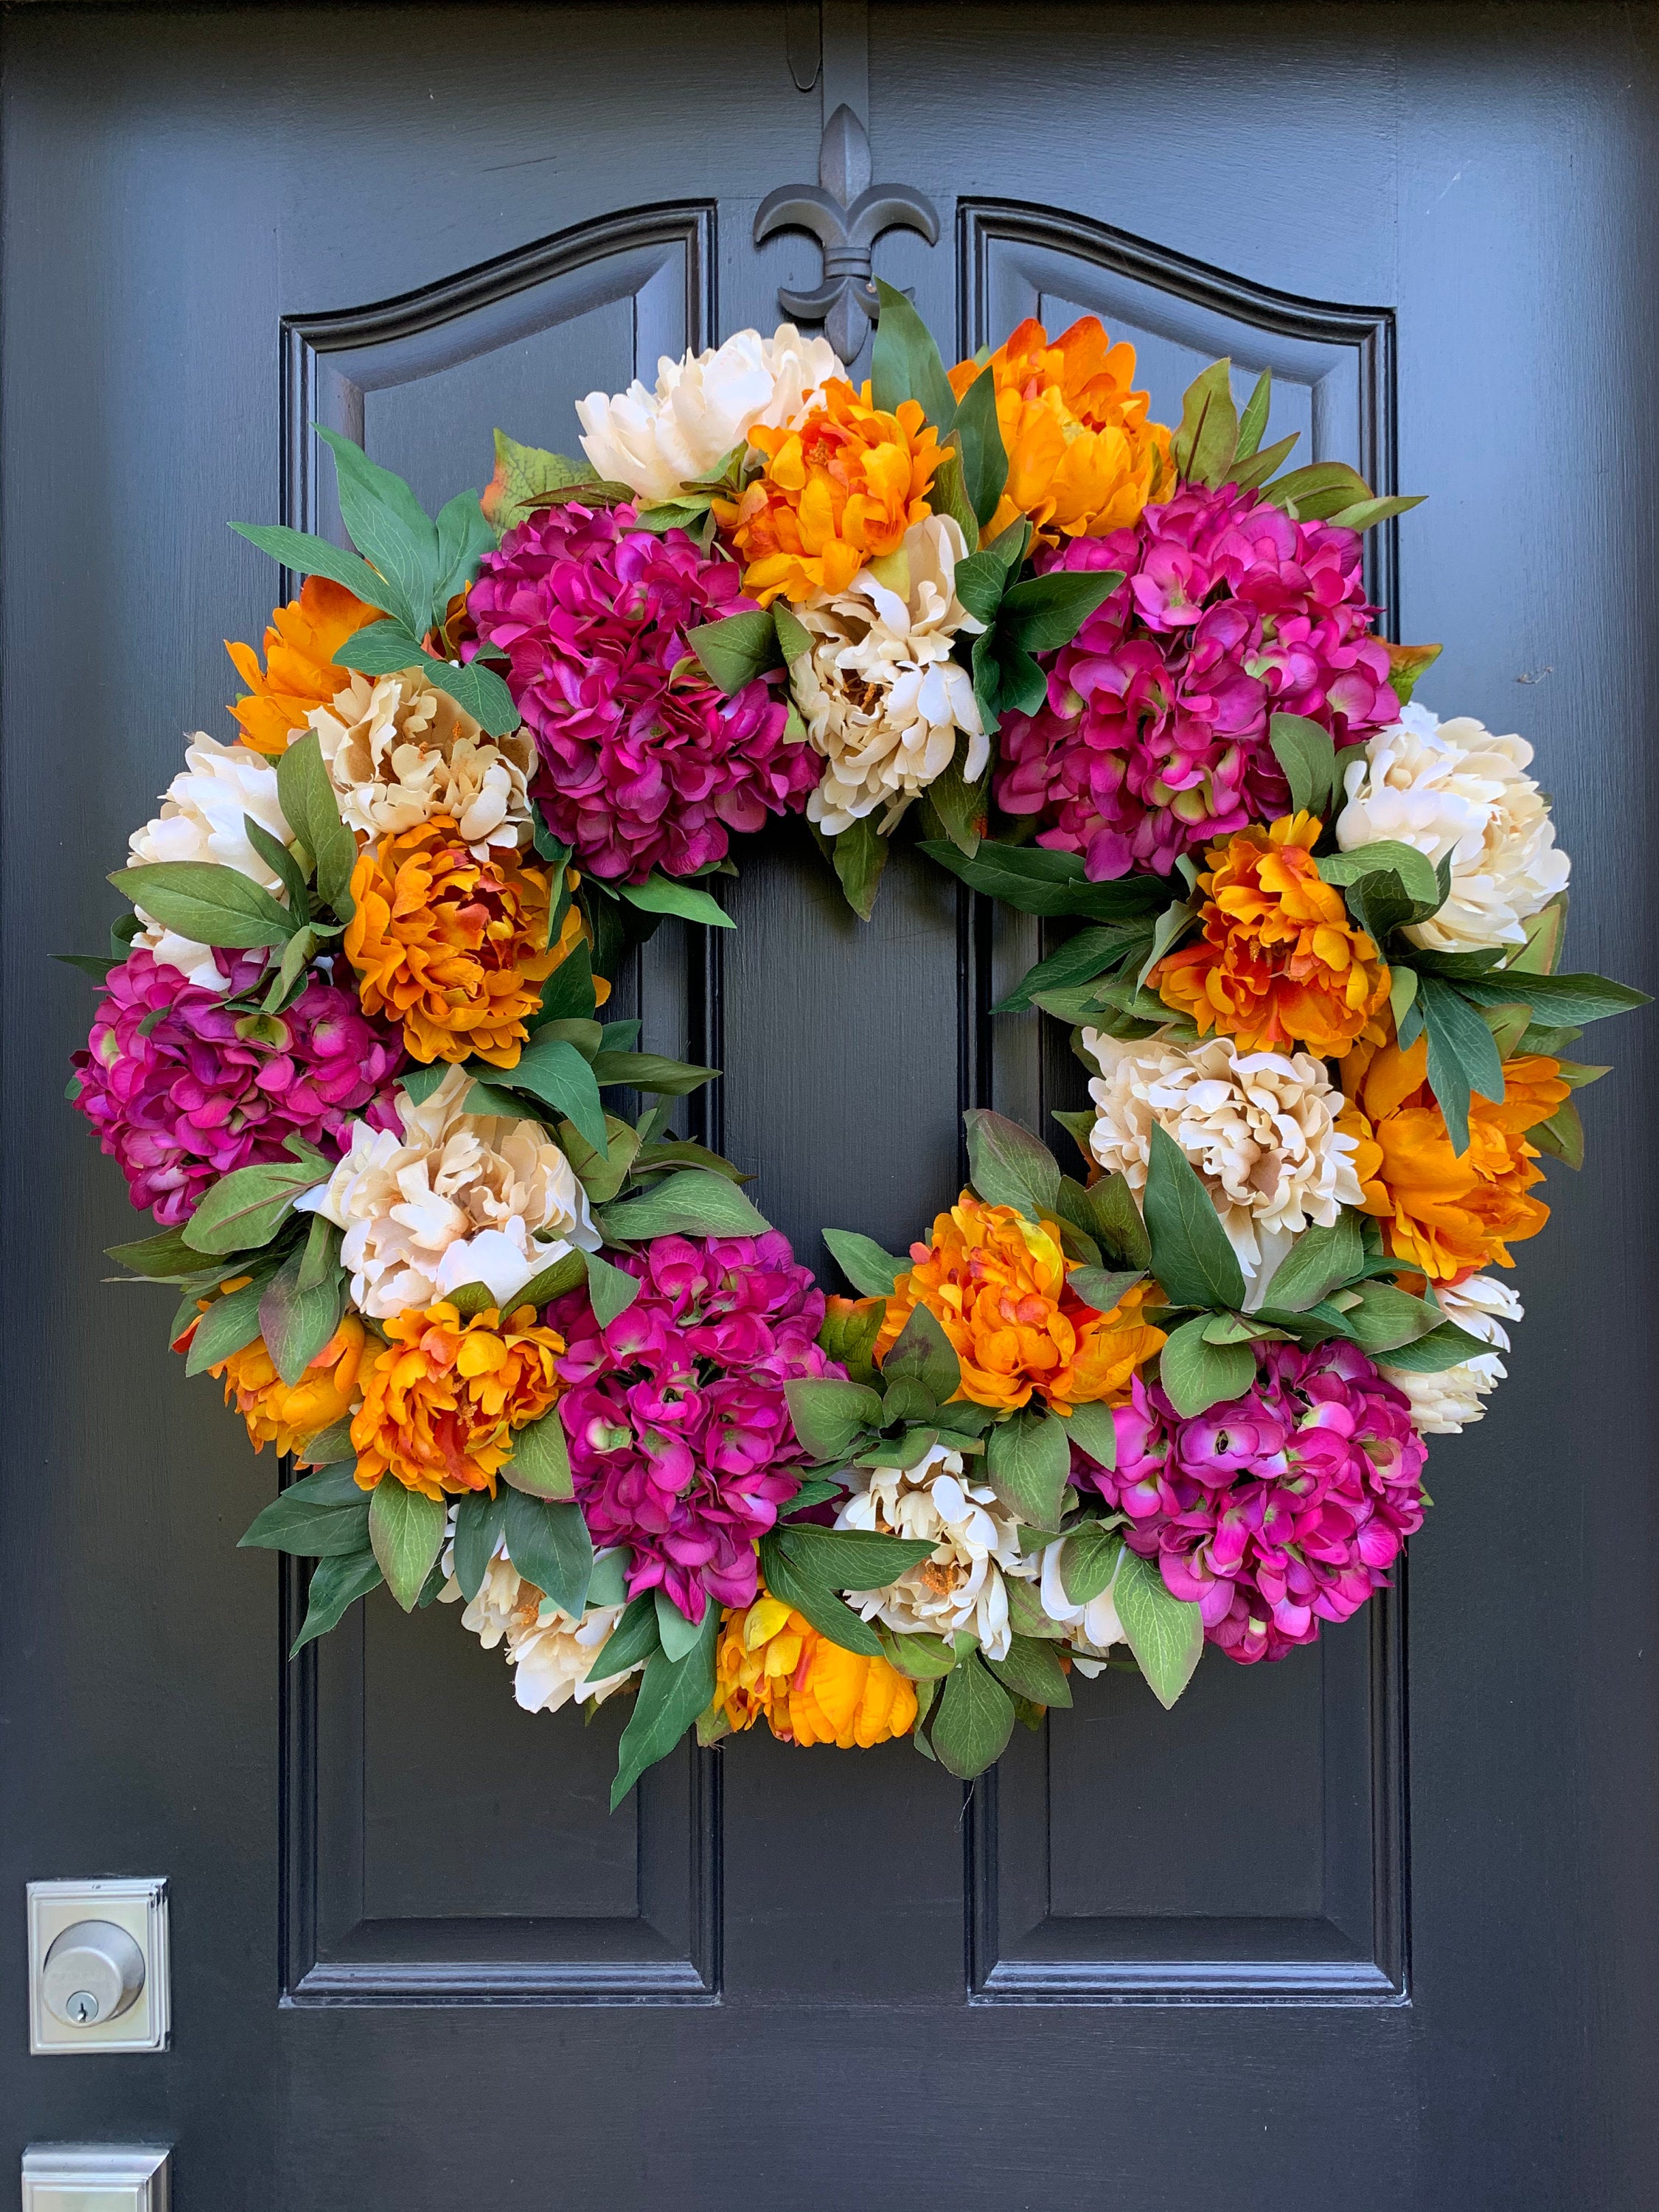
[835,1441,1023,1660]
[794,515,988,835]
[442,1545,636,1715]
[575,323,844,504]
[1382,1273,1522,1435]
[308,669,535,859]
[1006,1540,1127,1677]
[1082,1026,1363,1291]
[297,1063,599,1318]
[1335,702,1570,953]
[127,734,292,989]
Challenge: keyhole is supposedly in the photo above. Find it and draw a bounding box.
[67,1991,99,2024]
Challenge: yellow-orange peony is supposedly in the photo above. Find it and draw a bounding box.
[712,1590,917,1747]
[203,1315,367,1455]
[344,818,592,1067]
[350,1299,565,1501]
[947,316,1172,544]
[876,1192,1166,1415]
[225,576,381,757]
[1337,1035,1568,1281]
[719,379,942,605]
[1154,813,1391,1058]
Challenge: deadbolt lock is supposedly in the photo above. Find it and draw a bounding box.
[41,1919,147,2027]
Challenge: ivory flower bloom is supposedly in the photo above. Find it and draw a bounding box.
[444,1547,637,1714]
[1381,1273,1522,1434]
[1082,1027,1363,1287]
[309,668,536,858]
[299,1063,599,1318]
[792,514,988,832]
[575,324,844,504]
[126,734,293,989]
[1335,704,1570,953]
[835,1441,1023,1660]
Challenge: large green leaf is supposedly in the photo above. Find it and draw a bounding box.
[599,1168,769,1242]
[275,731,361,916]
[1455,970,1649,1026]
[684,611,781,694]
[106,1225,206,1281]
[495,1036,608,1153]
[1419,975,1505,1156]
[1113,1548,1203,1710]
[182,1274,270,1375]
[434,487,494,605]
[107,862,295,950]
[585,1592,661,1683]
[985,1632,1073,1708]
[822,1228,903,1297]
[1268,712,1339,821]
[1066,1266,1145,1315]
[588,1050,720,1094]
[1171,357,1239,487]
[501,1490,594,1617]
[239,1466,370,1558]
[992,922,1145,1013]
[1318,838,1443,914]
[777,1524,936,1590]
[655,1587,706,1662]
[610,1610,720,1809]
[181,1161,322,1256]
[985,1407,1070,1528]
[290,1549,384,1656]
[1058,1400,1118,1472]
[617,876,737,932]
[929,1653,1016,1779]
[368,1481,448,1611]
[948,364,1009,528]
[782,1377,884,1461]
[229,520,386,611]
[964,1107,1060,1220]
[1259,1212,1364,1312]
[824,815,888,922]
[880,1302,961,1402]
[1375,1318,1492,1372]
[758,1537,886,1658]
[1059,1521,1124,1604]
[257,1242,346,1388]
[1157,1313,1256,1418]
[500,1408,574,1500]
[1054,1168,1151,1272]
[869,277,959,427]
[316,426,439,639]
[1141,1123,1245,1310]
[481,431,597,532]
[453,1488,510,1601]
[997,569,1121,654]
[919,838,1170,923]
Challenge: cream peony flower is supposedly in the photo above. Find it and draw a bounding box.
[1335,702,1570,952]
[575,324,844,504]
[794,515,988,834]
[1382,1273,1522,1435]
[127,734,292,989]
[297,1063,599,1318]
[308,668,535,858]
[442,1545,636,1714]
[1082,1027,1363,1290]
[835,1441,1022,1660]
[1011,1540,1127,1677]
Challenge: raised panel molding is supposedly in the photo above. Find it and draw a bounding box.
[961,198,1408,2007]
[276,205,721,2007]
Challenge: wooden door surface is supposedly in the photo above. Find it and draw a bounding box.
[4,5,1657,2206]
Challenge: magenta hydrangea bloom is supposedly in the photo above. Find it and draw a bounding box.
[467,501,819,883]
[71,948,406,1226]
[994,482,1400,878]
[1080,1340,1426,1664]
[549,1231,839,1624]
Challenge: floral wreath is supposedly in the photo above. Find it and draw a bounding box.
[68,288,1646,1806]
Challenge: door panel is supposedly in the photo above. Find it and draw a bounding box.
[5,7,1657,2210]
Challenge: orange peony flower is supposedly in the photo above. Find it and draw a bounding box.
[201,1314,366,1454]
[947,316,1172,544]
[350,1299,565,1501]
[225,576,380,756]
[344,818,594,1067]
[720,379,942,605]
[712,1589,917,1747]
[1337,1035,1568,1281]
[876,1192,1166,1415]
[1154,813,1391,1058]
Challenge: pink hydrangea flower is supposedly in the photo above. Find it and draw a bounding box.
[1079,1340,1427,1663]
[467,501,819,882]
[994,482,1399,878]
[71,948,406,1226]
[549,1231,838,1624]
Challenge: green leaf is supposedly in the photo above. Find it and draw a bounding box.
[274,731,358,915]
[588,1049,720,1094]
[368,1481,448,1611]
[985,1632,1073,1708]
[948,364,1009,528]
[1339,1281,1455,1357]
[1058,1400,1118,1472]
[1318,838,1443,913]
[1054,1168,1151,1272]
[779,1524,938,1590]
[1229,429,1301,495]
[985,1408,1070,1528]
[611,1609,720,1809]
[1268,712,1338,821]
[1157,1313,1256,1418]
[316,426,439,638]
[869,277,959,427]
[873,1624,959,1679]
[1377,1318,1494,1372]
[500,1490,594,1617]
[330,615,431,678]
[1455,970,1649,1026]
[992,923,1143,1013]
[1066,1266,1145,1315]
[108,1225,213,1281]
[616,875,736,931]
[919,838,1169,923]
[824,815,888,921]
[1384,639,1443,710]
[240,814,311,920]
[782,1376,884,1459]
[685,610,780,694]
[1006,1573,1064,1640]
[585,1546,633,1611]
[495,1036,608,1153]
[599,1167,769,1243]
[1259,1212,1364,1312]
[818,1295,884,1388]
[293,1415,356,1470]
[290,1550,383,1656]
[1234,367,1272,463]
[257,1239,346,1388]
[758,1536,886,1658]
[880,1302,961,1402]
[1259,459,1377,520]
[108,862,295,951]
[919,734,990,859]
[587,1592,661,1683]
[1324,493,1426,532]
[1060,1521,1124,1604]
[557,1116,641,1206]
[655,1586,705,1662]
[423,655,521,740]
[1419,976,1505,1156]
[928,447,981,550]
[434,487,494,604]
[239,1466,369,1557]
[964,1106,1061,1220]
[500,1408,574,1500]
[1530,1098,1585,1170]
[1113,1548,1203,1709]
[998,569,1121,654]
[481,430,597,531]
[1141,1122,1246,1310]
[181,1160,321,1256]
[583,1248,642,1329]
[953,546,1009,627]
[930,1653,1017,1779]
[229,521,387,611]
[453,1488,510,1602]
[1171,357,1239,487]
[822,1227,903,1297]
[181,1273,268,1374]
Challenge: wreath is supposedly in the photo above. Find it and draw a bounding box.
[68,288,1646,1806]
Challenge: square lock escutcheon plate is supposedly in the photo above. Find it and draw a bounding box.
[27,1879,170,2054]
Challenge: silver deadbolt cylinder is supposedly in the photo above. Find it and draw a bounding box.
[41,1919,146,2028]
